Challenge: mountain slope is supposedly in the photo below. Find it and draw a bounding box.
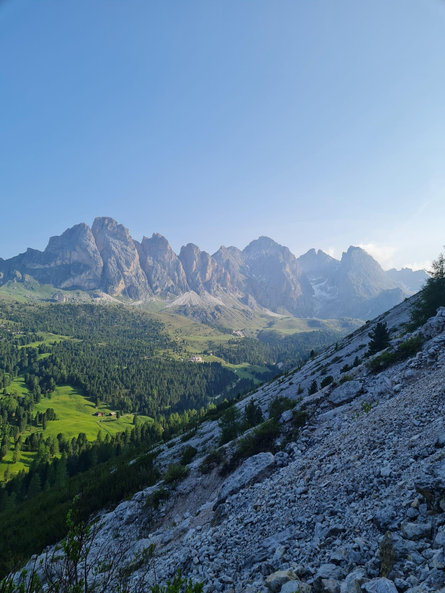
[15,297,445,593]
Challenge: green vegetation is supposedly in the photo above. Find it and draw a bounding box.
[0,508,203,593]
[367,335,423,372]
[180,445,197,466]
[145,486,170,510]
[367,321,390,356]
[221,419,281,475]
[0,294,351,577]
[308,379,318,395]
[410,250,445,327]
[320,375,334,388]
[199,448,225,474]
[268,396,295,420]
[163,463,190,485]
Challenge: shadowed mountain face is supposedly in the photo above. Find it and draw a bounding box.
[297,246,414,319]
[0,218,427,319]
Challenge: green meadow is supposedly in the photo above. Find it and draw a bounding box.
[0,380,152,480]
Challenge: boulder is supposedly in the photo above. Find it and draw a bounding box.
[401,522,432,541]
[340,568,367,593]
[266,569,297,593]
[216,452,275,504]
[362,578,398,593]
[328,381,363,406]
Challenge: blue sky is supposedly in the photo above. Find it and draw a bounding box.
[1,0,445,269]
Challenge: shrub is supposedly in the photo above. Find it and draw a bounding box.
[308,380,318,395]
[410,251,445,328]
[163,463,189,485]
[180,445,197,466]
[320,375,334,388]
[268,396,294,420]
[199,449,225,474]
[367,335,423,372]
[151,570,204,593]
[339,374,353,384]
[340,363,351,373]
[218,405,241,445]
[291,409,307,430]
[220,420,281,475]
[397,335,423,359]
[145,487,170,510]
[242,400,264,429]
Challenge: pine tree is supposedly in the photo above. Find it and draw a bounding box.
[367,321,390,355]
[308,379,318,395]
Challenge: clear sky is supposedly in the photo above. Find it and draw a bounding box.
[1,0,445,270]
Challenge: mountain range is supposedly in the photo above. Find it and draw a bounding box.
[0,217,427,320]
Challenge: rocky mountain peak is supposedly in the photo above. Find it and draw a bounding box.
[91,217,149,299]
[243,235,286,258]
[179,243,230,294]
[139,233,188,296]
[0,220,428,319]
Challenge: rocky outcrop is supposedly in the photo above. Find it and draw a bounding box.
[91,217,149,299]
[1,223,103,290]
[137,233,188,296]
[179,244,231,294]
[216,452,275,505]
[242,236,314,316]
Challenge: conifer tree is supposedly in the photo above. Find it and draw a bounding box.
[367,321,390,355]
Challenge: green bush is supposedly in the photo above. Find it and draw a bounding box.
[163,463,190,485]
[220,420,281,475]
[268,396,294,420]
[308,379,318,395]
[410,251,445,328]
[218,405,241,445]
[199,449,225,474]
[145,487,170,510]
[150,570,203,593]
[367,335,423,372]
[242,400,264,429]
[397,335,423,359]
[320,375,334,388]
[339,374,353,384]
[180,445,197,466]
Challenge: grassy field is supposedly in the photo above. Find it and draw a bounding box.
[34,385,141,440]
[0,380,152,481]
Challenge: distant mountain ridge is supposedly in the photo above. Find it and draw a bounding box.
[0,217,427,320]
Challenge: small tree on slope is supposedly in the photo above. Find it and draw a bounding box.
[367,321,390,356]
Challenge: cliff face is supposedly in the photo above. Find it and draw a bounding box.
[91,217,150,299]
[0,219,427,320]
[242,236,314,316]
[0,223,103,290]
[137,233,188,296]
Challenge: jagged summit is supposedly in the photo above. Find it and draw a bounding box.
[0,218,427,320]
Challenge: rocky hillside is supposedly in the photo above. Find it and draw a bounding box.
[0,218,426,321]
[21,298,445,593]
